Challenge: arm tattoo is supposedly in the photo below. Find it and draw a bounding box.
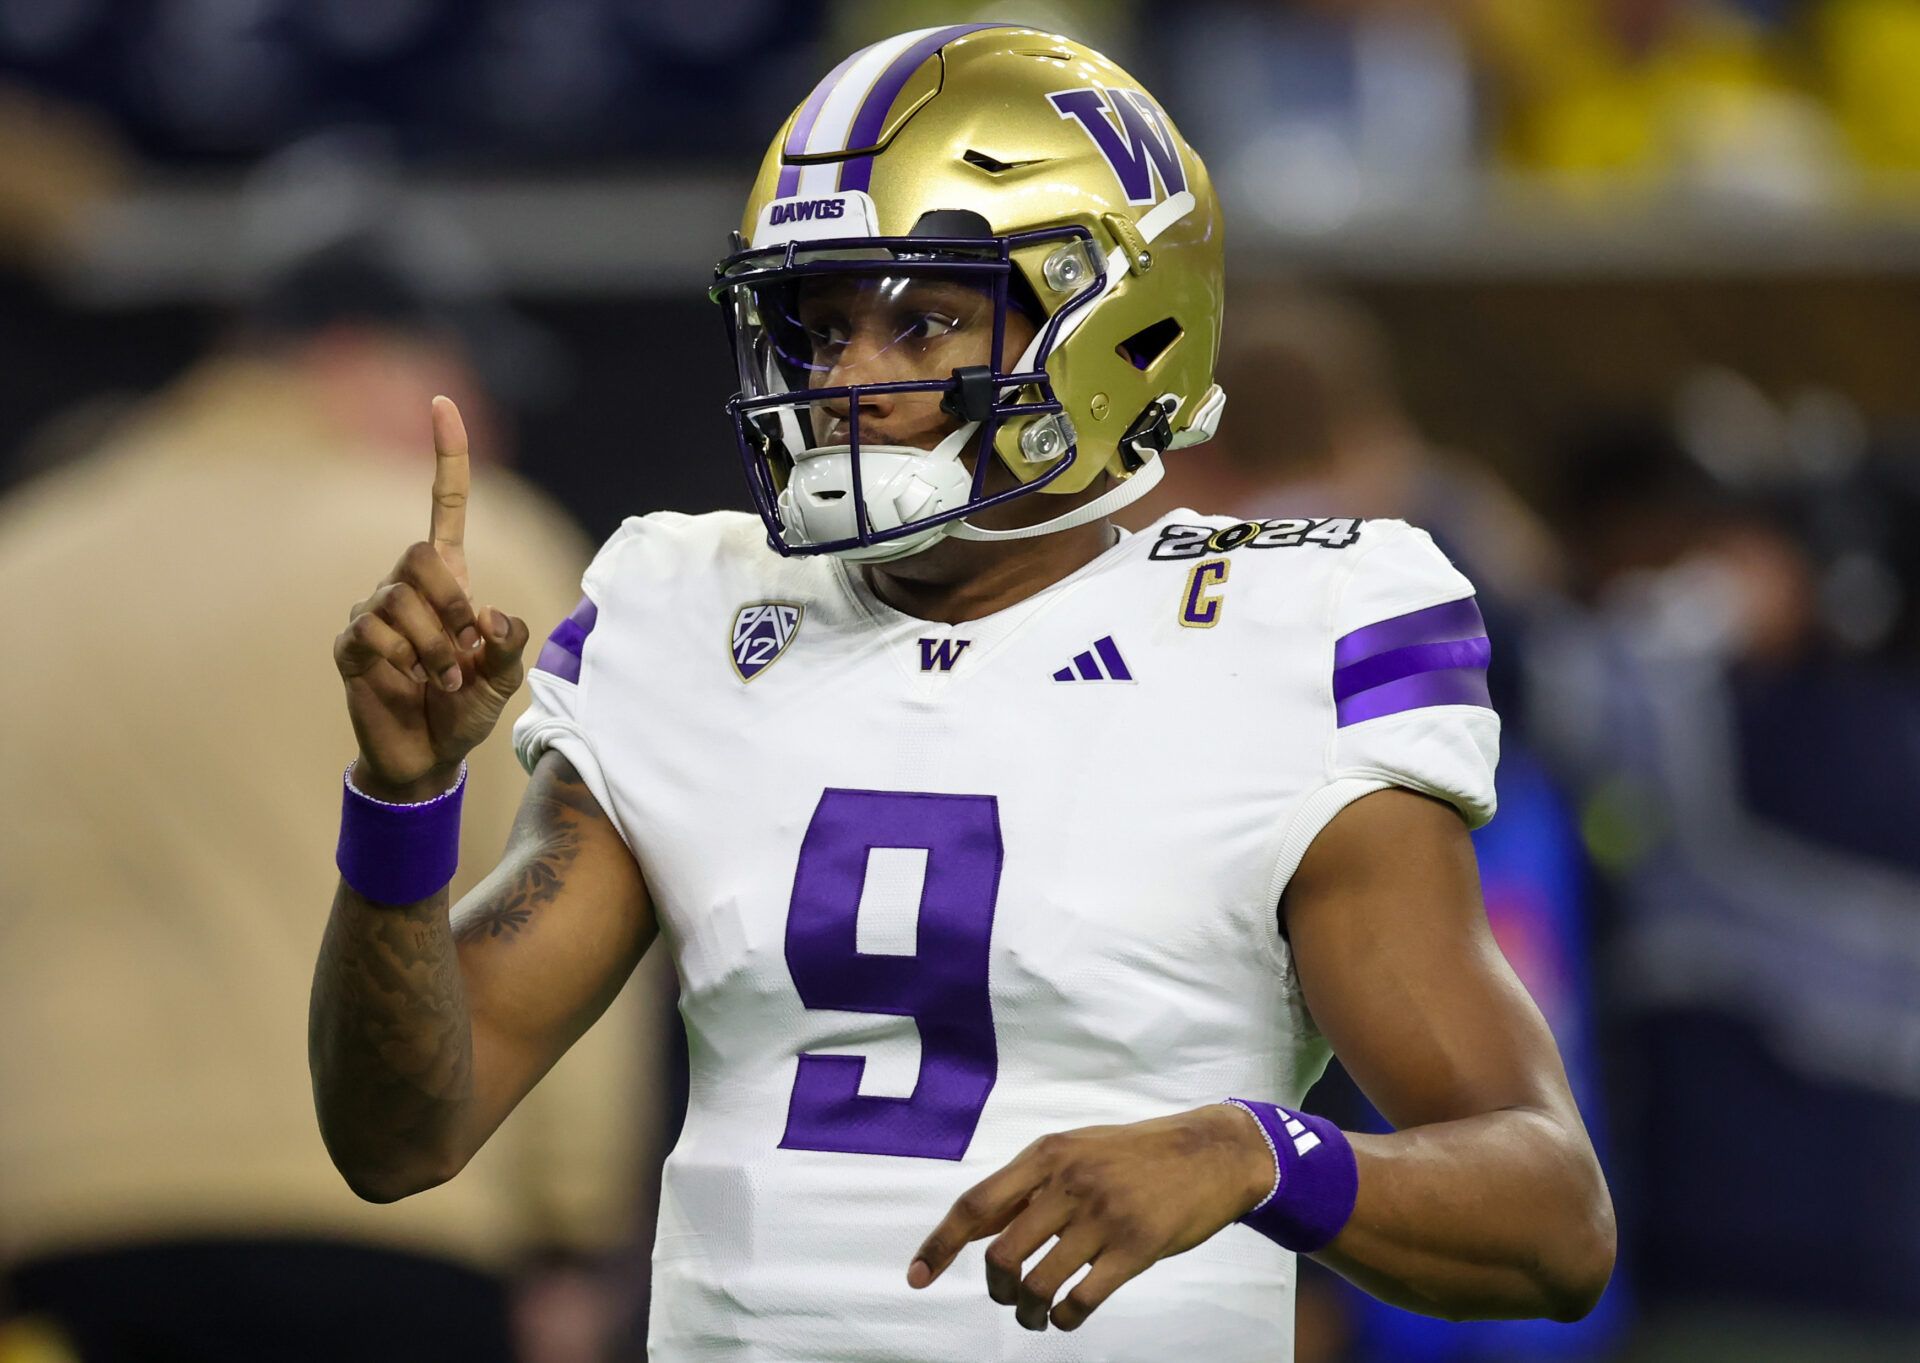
[309,754,608,1182]
[311,886,472,1173]
[453,756,602,946]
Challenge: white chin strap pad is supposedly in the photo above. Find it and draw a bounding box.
[946,454,1165,542]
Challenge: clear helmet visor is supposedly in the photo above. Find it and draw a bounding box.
[725,267,1008,459]
[712,237,1088,560]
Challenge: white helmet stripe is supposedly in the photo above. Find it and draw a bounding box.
[788,27,952,197]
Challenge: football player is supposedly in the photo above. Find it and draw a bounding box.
[313,25,1614,1360]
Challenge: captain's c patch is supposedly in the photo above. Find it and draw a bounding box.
[1180,559,1229,628]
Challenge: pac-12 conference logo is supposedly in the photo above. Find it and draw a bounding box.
[1048,86,1187,205]
[731,602,802,681]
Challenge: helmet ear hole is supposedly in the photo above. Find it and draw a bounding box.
[1116,318,1183,372]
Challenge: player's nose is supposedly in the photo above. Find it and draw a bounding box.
[822,322,907,386]
[819,331,898,431]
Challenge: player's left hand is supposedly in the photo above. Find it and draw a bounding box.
[908,1104,1275,1332]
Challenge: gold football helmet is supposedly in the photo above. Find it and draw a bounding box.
[711,23,1226,561]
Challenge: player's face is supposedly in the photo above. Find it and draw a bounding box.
[791,275,1036,453]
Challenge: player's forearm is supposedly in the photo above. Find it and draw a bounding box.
[308,881,480,1202]
[1316,1106,1615,1323]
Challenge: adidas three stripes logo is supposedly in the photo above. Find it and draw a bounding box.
[1052,636,1133,683]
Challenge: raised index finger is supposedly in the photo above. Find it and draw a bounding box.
[429,395,470,560]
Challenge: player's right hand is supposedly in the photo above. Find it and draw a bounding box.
[333,396,534,802]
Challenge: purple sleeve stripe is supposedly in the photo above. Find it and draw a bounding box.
[532,596,597,684]
[837,23,1007,193]
[1332,635,1490,703]
[1332,596,1485,669]
[1336,666,1492,727]
[534,640,583,685]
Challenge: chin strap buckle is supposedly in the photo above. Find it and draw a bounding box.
[941,365,996,424]
[1119,394,1179,472]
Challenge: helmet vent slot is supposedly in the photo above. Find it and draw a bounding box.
[1116,318,1183,372]
[963,149,1045,174]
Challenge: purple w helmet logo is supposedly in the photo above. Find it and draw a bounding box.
[1048,86,1188,206]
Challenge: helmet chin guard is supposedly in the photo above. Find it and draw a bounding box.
[776,423,981,564]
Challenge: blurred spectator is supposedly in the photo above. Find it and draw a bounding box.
[1529,391,1920,1322]
[0,146,670,1363]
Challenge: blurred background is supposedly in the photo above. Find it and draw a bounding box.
[4,1,1920,1361]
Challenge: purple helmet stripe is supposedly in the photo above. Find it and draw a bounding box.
[1332,596,1485,669]
[783,43,866,159]
[1332,635,1491,703]
[777,43,869,196]
[534,596,598,685]
[1336,666,1492,727]
[836,22,1007,193]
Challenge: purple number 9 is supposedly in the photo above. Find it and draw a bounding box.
[780,788,1003,1160]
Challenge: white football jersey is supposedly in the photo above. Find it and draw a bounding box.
[512,508,1499,1363]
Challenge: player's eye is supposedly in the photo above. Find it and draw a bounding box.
[902,312,961,343]
[804,321,850,357]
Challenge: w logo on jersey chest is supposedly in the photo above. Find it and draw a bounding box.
[918,637,971,672]
[731,602,802,681]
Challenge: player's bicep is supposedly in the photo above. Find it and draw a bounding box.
[451,748,657,1124]
[1281,787,1576,1129]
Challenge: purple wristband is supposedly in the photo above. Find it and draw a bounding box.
[336,761,467,905]
[1223,1099,1359,1253]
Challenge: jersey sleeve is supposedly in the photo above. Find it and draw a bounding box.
[1323,519,1500,828]
[509,518,644,844]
